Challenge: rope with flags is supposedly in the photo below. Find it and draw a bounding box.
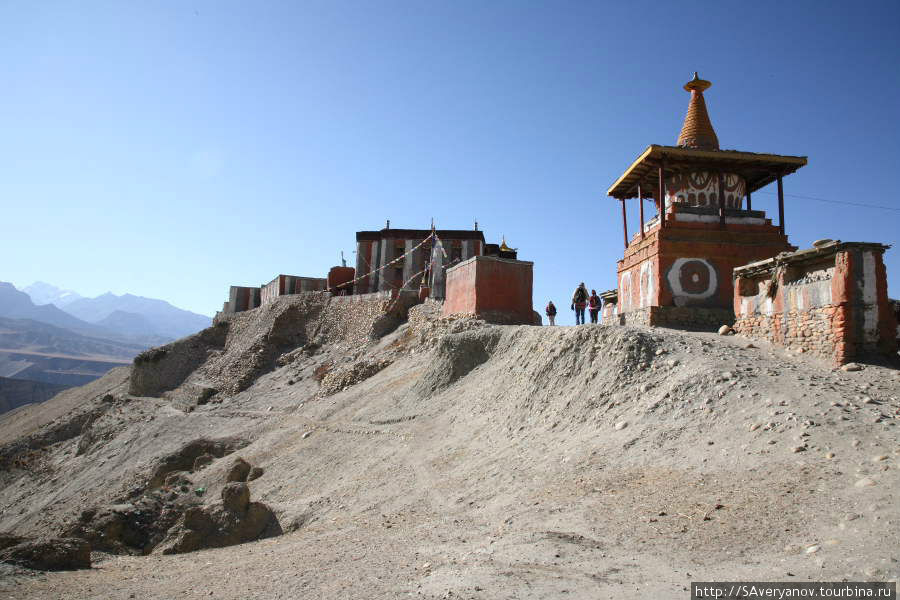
[330,232,436,292]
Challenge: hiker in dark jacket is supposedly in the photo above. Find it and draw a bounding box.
[571,282,588,325]
[545,301,557,326]
[588,289,601,323]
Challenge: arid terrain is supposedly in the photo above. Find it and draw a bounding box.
[1,294,898,599]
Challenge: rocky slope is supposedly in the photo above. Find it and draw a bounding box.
[0,292,898,599]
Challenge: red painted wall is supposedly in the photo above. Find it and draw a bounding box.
[443,257,534,324]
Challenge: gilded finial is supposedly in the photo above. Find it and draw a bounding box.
[684,72,712,93]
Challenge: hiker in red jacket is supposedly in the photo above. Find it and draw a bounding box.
[588,289,601,324]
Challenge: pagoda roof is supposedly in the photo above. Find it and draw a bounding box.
[607,144,807,200]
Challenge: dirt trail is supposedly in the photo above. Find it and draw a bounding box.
[1,297,899,599]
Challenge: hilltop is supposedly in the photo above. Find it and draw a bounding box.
[0,293,898,599]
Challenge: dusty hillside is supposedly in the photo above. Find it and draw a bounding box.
[1,293,899,599]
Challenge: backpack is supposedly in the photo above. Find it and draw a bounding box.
[589,295,600,309]
[574,287,587,303]
[546,303,557,316]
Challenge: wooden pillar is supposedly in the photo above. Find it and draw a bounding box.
[747,189,752,211]
[717,171,726,227]
[638,183,645,240]
[777,173,785,235]
[620,199,628,249]
[658,156,666,228]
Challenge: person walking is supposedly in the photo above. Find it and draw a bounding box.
[545,300,557,326]
[571,282,588,325]
[588,289,601,324]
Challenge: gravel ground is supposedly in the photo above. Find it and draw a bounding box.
[1,306,898,599]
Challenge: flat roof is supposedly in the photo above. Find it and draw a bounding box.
[734,240,891,277]
[356,229,486,242]
[607,145,807,200]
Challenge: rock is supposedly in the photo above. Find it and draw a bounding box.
[854,477,876,488]
[0,533,26,552]
[872,455,888,462]
[157,488,282,555]
[825,452,835,459]
[221,482,250,513]
[614,421,628,431]
[0,537,90,571]
[717,325,732,336]
[247,467,264,481]
[804,544,820,554]
[193,454,214,471]
[748,423,760,432]
[745,342,757,349]
[182,507,215,533]
[164,471,192,488]
[791,445,807,453]
[302,431,312,439]
[841,363,864,372]
[226,458,251,483]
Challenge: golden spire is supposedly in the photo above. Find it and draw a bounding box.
[677,72,719,150]
[500,236,511,252]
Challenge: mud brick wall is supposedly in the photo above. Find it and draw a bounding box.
[443,256,534,325]
[734,243,897,365]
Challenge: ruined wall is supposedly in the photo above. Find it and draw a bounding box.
[261,276,327,305]
[130,323,229,397]
[734,243,897,364]
[315,290,421,347]
[223,287,260,314]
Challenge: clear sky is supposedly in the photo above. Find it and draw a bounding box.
[3,1,899,322]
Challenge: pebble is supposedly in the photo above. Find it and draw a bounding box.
[825,452,835,459]
[871,455,888,462]
[791,445,807,453]
[614,421,628,431]
[841,363,863,372]
[805,544,820,554]
[854,477,875,488]
[748,423,760,432]
[302,431,313,439]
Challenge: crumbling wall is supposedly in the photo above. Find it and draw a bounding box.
[129,323,229,397]
[315,290,420,348]
[733,242,897,364]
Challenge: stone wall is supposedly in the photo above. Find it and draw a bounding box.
[610,306,733,331]
[316,290,421,347]
[733,241,897,365]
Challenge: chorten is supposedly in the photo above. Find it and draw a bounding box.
[605,73,807,328]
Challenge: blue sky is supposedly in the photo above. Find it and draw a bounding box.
[3,1,899,322]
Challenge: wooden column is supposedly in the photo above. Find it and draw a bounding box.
[658,156,666,228]
[620,199,628,249]
[717,171,726,227]
[638,183,645,240]
[777,173,785,235]
[746,189,752,211]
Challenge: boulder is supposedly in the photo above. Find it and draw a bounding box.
[717,325,733,336]
[0,537,90,571]
[193,453,214,471]
[226,458,251,483]
[156,485,282,555]
[222,482,250,513]
[247,466,264,481]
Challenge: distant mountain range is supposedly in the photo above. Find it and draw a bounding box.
[21,281,84,308]
[0,281,212,405]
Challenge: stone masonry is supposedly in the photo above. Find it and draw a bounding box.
[733,241,897,365]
